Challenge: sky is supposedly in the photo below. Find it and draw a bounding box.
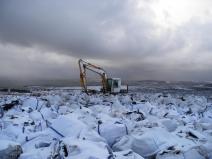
[0,0,212,86]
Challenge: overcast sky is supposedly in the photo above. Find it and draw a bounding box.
[0,0,212,85]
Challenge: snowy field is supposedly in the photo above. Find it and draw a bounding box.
[0,82,212,159]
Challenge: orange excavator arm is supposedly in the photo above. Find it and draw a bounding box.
[78,59,108,93]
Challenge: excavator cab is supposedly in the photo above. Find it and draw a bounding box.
[107,78,121,93]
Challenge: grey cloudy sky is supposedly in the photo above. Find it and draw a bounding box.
[0,0,212,85]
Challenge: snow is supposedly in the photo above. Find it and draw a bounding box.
[161,119,178,132]
[61,138,109,159]
[0,86,212,159]
[50,115,86,137]
[99,121,127,146]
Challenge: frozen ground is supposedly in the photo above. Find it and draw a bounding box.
[0,82,212,159]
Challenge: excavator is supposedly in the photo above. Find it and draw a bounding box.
[78,59,128,94]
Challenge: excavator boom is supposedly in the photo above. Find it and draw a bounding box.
[78,59,108,93]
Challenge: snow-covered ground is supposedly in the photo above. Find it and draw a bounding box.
[0,85,212,159]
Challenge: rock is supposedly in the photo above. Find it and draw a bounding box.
[58,138,109,159]
[58,106,69,114]
[40,107,57,119]
[0,140,22,159]
[156,146,207,159]
[112,135,134,151]
[199,122,212,130]
[50,115,86,137]
[114,128,178,158]
[125,110,146,121]
[99,121,127,146]
[35,142,51,148]
[22,97,38,110]
[132,135,161,158]
[114,150,144,159]
[2,100,19,111]
[79,128,106,143]
[161,119,178,132]
[200,142,212,157]
[29,111,43,121]
[186,129,206,141]
[184,148,205,159]
[131,128,177,158]
[132,102,152,115]
[156,151,184,159]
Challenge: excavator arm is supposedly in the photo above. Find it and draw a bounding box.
[78,59,108,93]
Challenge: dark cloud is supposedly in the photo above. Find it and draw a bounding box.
[0,0,184,59]
[0,44,77,80]
[0,0,212,83]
